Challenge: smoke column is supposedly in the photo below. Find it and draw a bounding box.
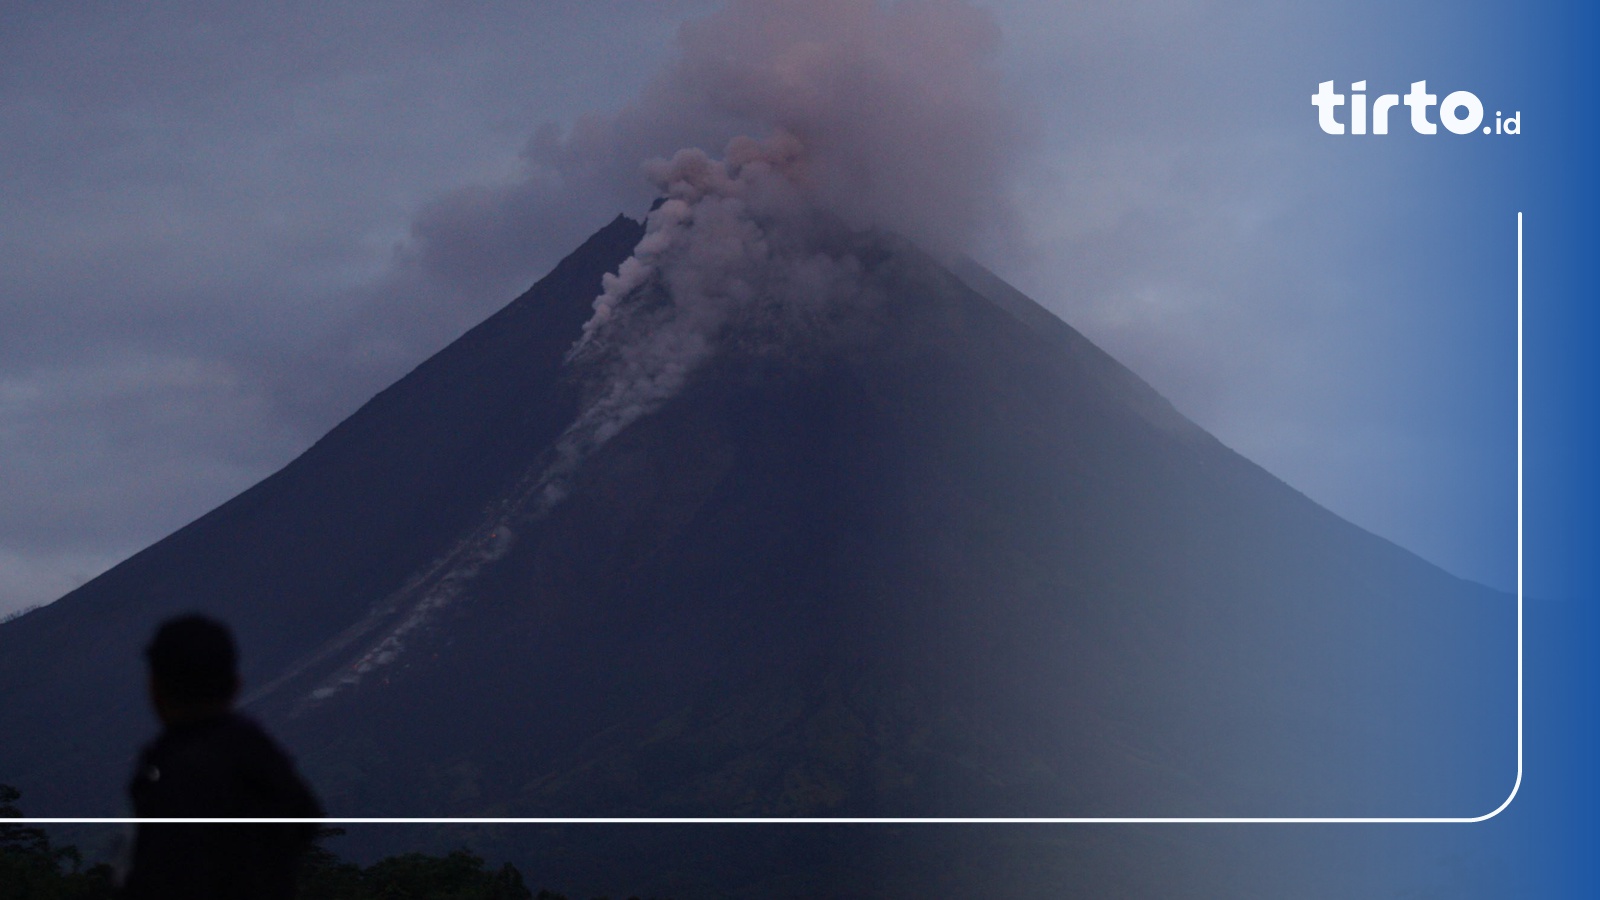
[523,0,1023,504]
[536,131,872,509]
[306,0,1021,696]
[377,0,1018,341]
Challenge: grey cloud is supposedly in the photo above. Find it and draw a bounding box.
[283,0,1023,465]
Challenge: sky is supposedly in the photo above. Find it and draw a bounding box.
[0,0,1524,619]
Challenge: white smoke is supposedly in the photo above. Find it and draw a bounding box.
[304,133,881,702]
[384,0,1014,335]
[422,0,1024,547]
[285,0,1016,443]
[304,1,1018,697]
[658,0,1015,255]
[505,0,1024,524]
[536,131,873,510]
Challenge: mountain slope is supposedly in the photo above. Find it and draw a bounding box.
[0,214,1512,830]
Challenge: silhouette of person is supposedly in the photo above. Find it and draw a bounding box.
[122,614,322,900]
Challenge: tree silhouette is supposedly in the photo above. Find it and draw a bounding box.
[0,783,116,900]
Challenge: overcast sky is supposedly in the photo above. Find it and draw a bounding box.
[0,1,1524,619]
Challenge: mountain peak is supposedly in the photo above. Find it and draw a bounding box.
[0,216,1511,826]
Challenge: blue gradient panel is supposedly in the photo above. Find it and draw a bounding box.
[1319,2,1597,896]
[1503,3,1600,896]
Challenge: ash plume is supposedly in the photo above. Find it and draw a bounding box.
[307,1,1022,688]
[653,0,1016,255]
[539,131,875,511]
[389,0,1017,335]
[519,0,1021,504]
[304,132,879,698]
[286,0,1020,448]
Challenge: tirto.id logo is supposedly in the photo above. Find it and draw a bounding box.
[1313,81,1520,135]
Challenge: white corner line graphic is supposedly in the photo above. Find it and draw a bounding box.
[24,215,1526,828]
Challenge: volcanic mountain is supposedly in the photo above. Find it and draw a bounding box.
[0,211,1512,837]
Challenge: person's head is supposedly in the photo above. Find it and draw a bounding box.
[144,614,239,724]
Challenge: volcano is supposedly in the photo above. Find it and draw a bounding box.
[0,211,1511,838]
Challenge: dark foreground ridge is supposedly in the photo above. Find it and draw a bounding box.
[0,213,1513,895]
[2,787,627,900]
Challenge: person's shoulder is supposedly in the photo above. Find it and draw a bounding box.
[210,712,295,765]
[214,711,277,744]
[218,712,323,817]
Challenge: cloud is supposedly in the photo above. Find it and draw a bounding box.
[357,0,1018,342]
[293,0,1024,507]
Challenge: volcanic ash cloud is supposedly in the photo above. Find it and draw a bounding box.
[540,131,875,511]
